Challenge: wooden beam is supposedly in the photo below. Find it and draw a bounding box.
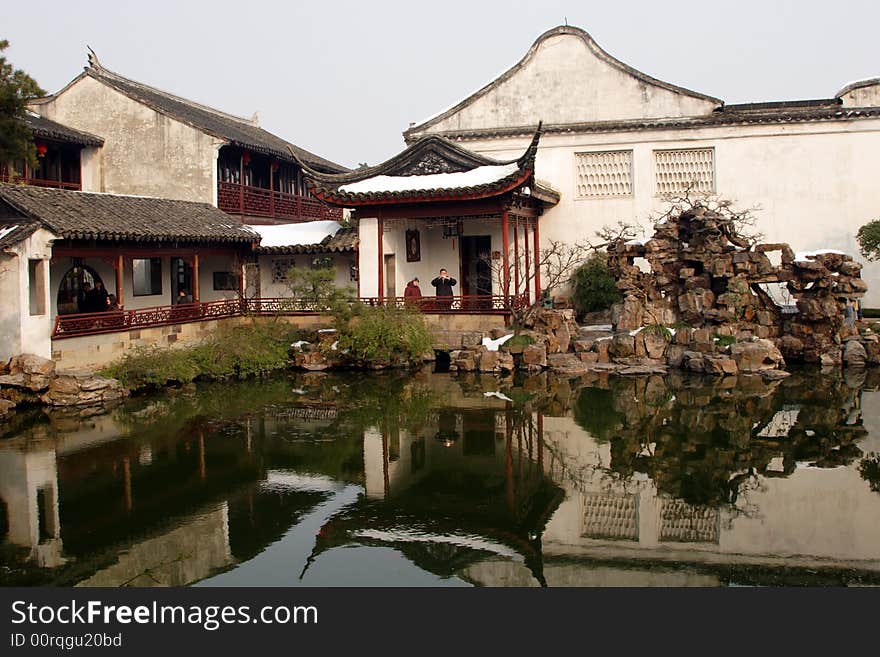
[355,197,508,220]
[523,221,530,303]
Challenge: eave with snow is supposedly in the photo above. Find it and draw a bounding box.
[300,126,559,306]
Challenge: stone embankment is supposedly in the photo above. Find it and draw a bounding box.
[0,354,127,418]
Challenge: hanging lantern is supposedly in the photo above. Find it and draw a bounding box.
[35,142,48,158]
[270,160,280,172]
[241,151,251,166]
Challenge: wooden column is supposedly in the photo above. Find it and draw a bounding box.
[239,154,245,213]
[523,222,531,303]
[115,254,124,306]
[533,217,541,299]
[269,163,275,219]
[377,217,384,300]
[192,253,200,303]
[501,209,510,298]
[513,221,520,296]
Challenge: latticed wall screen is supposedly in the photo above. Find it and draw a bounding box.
[575,150,633,198]
[658,499,720,543]
[654,148,715,196]
[582,492,639,540]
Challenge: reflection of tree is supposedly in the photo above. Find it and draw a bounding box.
[859,453,880,493]
[569,372,868,510]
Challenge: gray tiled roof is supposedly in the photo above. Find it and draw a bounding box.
[254,226,358,254]
[84,59,346,173]
[0,183,258,244]
[24,112,104,147]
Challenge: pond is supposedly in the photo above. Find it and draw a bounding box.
[2,367,879,587]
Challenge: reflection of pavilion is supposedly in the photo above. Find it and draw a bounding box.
[305,408,564,584]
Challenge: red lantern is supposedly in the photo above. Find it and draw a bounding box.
[35,143,48,158]
[241,151,251,166]
[270,160,280,172]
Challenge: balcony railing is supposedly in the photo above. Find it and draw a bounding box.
[0,172,81,190]
[52,295,529,339]
[217,182,343,222]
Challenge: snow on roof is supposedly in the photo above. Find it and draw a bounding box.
[338,163,519,195]
[246,220,341,247]
[794,248,846,262]
[0,225,20,241]
[625,236,651,246]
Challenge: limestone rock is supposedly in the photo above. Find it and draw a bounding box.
[41,373,127,406]
[730,339,785,373]
[610,334,635,359]
[522,344,547,368]
[843,339,867,368]
[8,354,56,377]
[546,353,590,376]
[703,355,738,376]
[0,398,14,418]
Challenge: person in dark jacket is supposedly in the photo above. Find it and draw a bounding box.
[431,269,456,310]
[77,281,92,313]
[87,281,109,313]
[404,277,422,308]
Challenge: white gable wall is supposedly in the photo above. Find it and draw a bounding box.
[35,76,224,203]
[418,30,718,135]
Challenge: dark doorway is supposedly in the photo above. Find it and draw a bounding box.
[171,258,193,303]
[459,236,492,296]
[56,264,104,315]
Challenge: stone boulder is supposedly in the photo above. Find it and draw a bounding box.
[703,355,739,376]
[729,339,785,373]
[843,339,868,368]
[521,344,547,368]
[547,353,590,376]
[0,398,14,419]
[41,372,127,406]
[8,354,56,377]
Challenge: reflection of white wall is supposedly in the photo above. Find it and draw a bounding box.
[0,444,63,567]
[75,503,233,587]
[538,413,880,568]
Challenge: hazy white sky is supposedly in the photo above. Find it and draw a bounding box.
[4,1,879,168]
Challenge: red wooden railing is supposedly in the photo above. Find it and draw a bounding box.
[217,182,343,222]
[51,294,530,339]
[0,172,81,190]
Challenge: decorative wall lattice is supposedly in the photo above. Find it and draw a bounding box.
[654,148,715,196]
[582,492,639,540]
[658,499,720,543]
[575,150,633,198]
[271,258,295,282]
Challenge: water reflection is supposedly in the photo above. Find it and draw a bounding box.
[1,369,879,587]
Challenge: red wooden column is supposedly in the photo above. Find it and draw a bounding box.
[115,254,124,307]
[239,154,245,214]
[377,217,384,301]
[513,220,520,296]
[523,222,531,303]
[192,253,200,303]
[533,216,541,299]
[501,209,510,298]
[269,162,275,219]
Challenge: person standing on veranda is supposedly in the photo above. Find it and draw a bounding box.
[431,268,457,310]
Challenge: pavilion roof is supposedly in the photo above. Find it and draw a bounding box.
[24,111,104,147]
[299,125,556,206]
[249,220,358,254]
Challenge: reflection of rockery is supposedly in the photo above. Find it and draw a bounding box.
[607,203,868,364]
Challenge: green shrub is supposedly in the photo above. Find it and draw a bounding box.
[571,253,621,319]
[644,323,673,341]
[102,322,300,389]
[713,334,736,347]
[336,305,432,365]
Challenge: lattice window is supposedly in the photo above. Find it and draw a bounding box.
[658,499,719,543]
[582,492,639,540]
[654,148,715,196]
[575,150,633,198]
[271,258,296,283]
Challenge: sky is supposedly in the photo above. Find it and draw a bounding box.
[4,1,879,168]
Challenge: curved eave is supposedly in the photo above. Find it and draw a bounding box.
[310,167,533,208]
[254,244,356,254]
[403,25,721,139]
[56,231,257,244]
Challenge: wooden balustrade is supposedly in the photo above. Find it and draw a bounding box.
[51,295,529,339]
[217,182,343,222]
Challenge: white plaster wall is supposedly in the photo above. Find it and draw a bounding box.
[1,229,55,361]
[36,76,224,203]
[79,146,102,192]
[418,31,717,135]
[257,253,357,298]
[448,118,880,305]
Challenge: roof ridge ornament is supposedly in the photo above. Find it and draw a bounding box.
[86,46,102,70]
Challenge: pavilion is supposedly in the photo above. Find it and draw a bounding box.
[299,124,559,311]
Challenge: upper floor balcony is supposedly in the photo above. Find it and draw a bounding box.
[216,146,343,223]
[1,140,83,191]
